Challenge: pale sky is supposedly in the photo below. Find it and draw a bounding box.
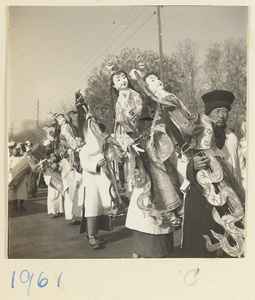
[6,5,248,134]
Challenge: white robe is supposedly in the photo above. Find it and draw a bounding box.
[222,128,246,189]
[44,174,64,215]
[79,115,112,218]
[58,159,84,220]
[59,158,75,220]
[8,156,28,201]
[125,187,175,234]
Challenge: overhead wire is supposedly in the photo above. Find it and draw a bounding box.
[40,7,133,109]
[40,6,138,112]
[113,9,157,54]
[39,7,149,113]
[95,7,148,59]
[40,9,146,115]
[42,7,193,109]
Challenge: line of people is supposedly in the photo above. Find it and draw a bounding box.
[8,63,246,258]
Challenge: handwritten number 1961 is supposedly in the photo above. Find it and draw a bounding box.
[12,270,63,296]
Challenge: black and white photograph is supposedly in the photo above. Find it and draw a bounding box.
[2,2,255,299]
[7,5,248,258]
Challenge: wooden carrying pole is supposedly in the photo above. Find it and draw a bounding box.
[157,6,164,83]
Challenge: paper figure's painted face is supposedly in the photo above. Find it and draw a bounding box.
[112,72,129,91]
[145,74,164,95]
[209,107,229,127]
[56,114,66,126]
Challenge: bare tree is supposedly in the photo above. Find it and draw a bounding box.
[11,119,46,145]
[172,39,201,113]
[222,38,247,135]
[204,42,225,90]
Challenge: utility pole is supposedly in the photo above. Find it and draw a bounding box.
[37,99,39,128]
[157,6,164,83]
[11,122,13,139]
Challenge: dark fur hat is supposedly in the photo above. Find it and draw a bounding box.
[202,90,235,115]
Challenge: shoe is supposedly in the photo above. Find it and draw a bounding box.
[108,204,127,216]
[169,215,181,227]
[164,211,181,227]
[85,235,102,242]
[115,204,128,215]
[50,214,59,219]
[170,218,181,227]
[71,219,81,225]
[88,237,100,250]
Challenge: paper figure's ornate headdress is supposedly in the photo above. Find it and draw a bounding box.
[105,61,119,75]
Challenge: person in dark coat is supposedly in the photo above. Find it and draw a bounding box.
[180,90,245,258]
[180,158,225,258]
